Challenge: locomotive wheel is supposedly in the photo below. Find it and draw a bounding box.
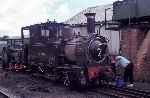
[2,48,9,69]
[64,78,71,87]
[63,73,74,89]
[77,74,87,90]
[79,75,87,86]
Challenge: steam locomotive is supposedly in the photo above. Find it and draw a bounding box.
[2,13,113,89]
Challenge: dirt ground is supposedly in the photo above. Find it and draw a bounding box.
[0,70,111,98]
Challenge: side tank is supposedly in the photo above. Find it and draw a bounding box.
[64,37,87,63]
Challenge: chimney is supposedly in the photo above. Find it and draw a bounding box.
[84,13,96,34]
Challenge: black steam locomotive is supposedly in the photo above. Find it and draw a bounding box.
[2,13,113,89]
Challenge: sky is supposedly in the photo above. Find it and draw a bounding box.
[0,0,116,36]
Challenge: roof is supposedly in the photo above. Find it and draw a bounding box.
[65,4,113,24]
[5,36,21,40]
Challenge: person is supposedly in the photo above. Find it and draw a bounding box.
[115,56,134,87]
[111,56,116,76]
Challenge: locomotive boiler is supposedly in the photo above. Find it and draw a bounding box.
[2,13,112,89]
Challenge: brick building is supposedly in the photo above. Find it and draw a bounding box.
[112,0,150,82]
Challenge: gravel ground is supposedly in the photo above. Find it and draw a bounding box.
[0,67,149,98]
[0,70,111,98]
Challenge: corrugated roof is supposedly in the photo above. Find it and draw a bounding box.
[65,4,113,24]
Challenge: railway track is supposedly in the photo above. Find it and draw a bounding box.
[89,85,150,98]
[0,92,9,98]
[108,85,150,98]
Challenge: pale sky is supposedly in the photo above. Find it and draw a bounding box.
[0,0,116,36]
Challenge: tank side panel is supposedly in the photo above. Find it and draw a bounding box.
[138,0,150,17]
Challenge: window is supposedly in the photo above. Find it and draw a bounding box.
[41,29,50,37]
[46,30,49,37]
[23,30,30,38]
[41,30,45,36]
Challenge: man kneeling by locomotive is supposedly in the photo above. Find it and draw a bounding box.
[115,56,134,87]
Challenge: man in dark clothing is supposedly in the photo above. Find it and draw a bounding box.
[115,56,134,87]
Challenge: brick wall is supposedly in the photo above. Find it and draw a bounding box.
[120,27,150,81]
[136,31,150,81]
[121,28,140,62]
